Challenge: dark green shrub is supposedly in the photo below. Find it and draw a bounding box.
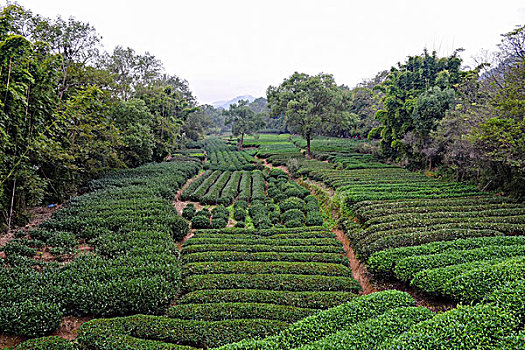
[280,197,305,212]
[171,215,190,241]
[182,204,196,220]
[305,213,324,227]
[379,304,518,350]
[0,300,63,338]
[167,302,317,322]
[15,337,78,350]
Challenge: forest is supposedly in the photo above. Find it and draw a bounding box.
[0,3,524,350]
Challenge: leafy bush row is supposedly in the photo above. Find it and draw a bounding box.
[1,161,199,337]
[184,237,340,247]
[216,290,415,350]
[182,261,351,277]
[77,315,287,349]
[167,302,318,322]
[378,304,519,350]
[182,250,349,265]
[367,235,525,275]
[201,171,232,204]
[183,274,361,293]
[220,171,242,205]
[178,289,357,309]
[392,244,525,282]
[182,243,343,254]
[296,307,433,350]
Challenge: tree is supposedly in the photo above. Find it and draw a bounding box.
[267,72,351,156]
[373,50,463,164]
[223,100,265,150]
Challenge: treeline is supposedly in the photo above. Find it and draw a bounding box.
[0,4,206,231]
[267,25,525,198]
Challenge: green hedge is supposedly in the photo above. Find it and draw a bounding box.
[368,235,525,275]
[378,304,519,350]
[357,228,503,259]
[14,337,78,350]
[184,237,339,247]
[183,274,361,293]
[296,307,434,350]
[182,251,349,265]
[178,290,357,309]
[441,257,525,302]
[77,315,287,349]
[216,290,415,350]
[484,279,525,326]
[393,244,525,282]
[181,243,343,254]
[167,302,318,322]
[182,261,350,277]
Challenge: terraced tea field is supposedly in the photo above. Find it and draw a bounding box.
[2,135,524,349]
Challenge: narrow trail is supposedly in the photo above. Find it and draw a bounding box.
[332,228,378,295]
[255,156,290,176]
[0,204,62,249]
[173,172,205,215]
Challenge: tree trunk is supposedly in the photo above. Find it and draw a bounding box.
[306,134,311,158]
[7,179,16,232]
[238,133,244,151]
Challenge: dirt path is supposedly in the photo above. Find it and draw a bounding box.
[173,172,205,215]
[332,228,377,295]
[1,204,63,249]
[255,156,290,176]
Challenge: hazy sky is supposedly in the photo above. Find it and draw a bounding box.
[6,0,525,104]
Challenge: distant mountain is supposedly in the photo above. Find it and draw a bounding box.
[212,95,257,110]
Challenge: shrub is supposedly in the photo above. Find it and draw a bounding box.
[171,215,190,241]
[182,204,196,220]
[280,197,305,212]
[167,302,317,322]
[217,290,415,350]
[281,209,304,225]
[0,300,63,338]
[183,274,361,293]
[15,337,78,350]
[379,304,518,350]
[179,290,356,309]
[297,307,434,350]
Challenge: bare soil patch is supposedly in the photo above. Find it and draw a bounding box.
[255,156,290,176]
[1,204,62,249]
[173,172,205,215]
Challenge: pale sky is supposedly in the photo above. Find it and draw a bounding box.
[5,0,525,104]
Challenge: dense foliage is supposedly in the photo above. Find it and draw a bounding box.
[0,4,200,231]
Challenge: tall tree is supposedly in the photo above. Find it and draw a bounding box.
[223,100,265,150]
[373,50,463,165]
[267,72,351,156]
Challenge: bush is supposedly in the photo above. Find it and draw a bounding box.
[182,204,196,220]
[179,290,356,309]
[167,302,317,322]
[15,337,78,350]
[183,274,361,293]
[0,300,63,338]
[379,304,519,350]
[297,307,434,350]
[281,209,304,226]
[171,215,190,241]
[280,197,305,212]
[77,315,287,349]
[305,213,324,227]
[217,290,415,350]
[192,211,211,229]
